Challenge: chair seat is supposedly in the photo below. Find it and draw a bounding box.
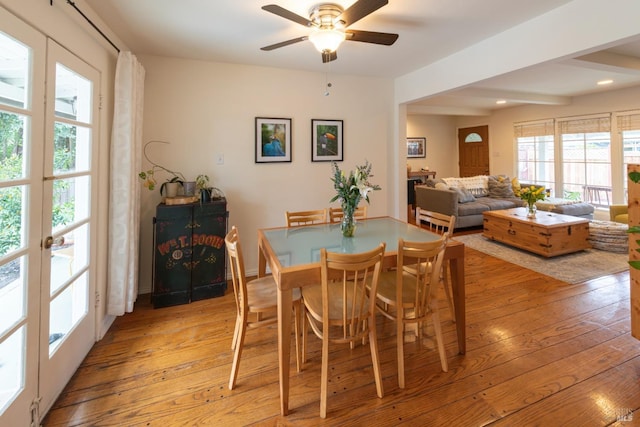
[247,276,301,311]
[303,282,370,323]
[377,270,423,308]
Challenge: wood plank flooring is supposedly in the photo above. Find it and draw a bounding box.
[42,239,640,426]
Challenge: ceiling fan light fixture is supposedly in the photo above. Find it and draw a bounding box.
[309,28,346,53]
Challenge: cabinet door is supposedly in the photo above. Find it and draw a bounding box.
[191,200,227,301]
[153,204,192,308]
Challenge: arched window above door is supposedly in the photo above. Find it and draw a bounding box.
[465,132,483,143]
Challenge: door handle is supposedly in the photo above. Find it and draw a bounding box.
[43,235,64,249]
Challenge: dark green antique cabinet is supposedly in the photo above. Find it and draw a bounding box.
[152,199,228,308]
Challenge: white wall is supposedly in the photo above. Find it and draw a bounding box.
[137,55,394,293]
[407,115,458,178]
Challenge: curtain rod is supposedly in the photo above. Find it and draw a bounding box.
[51,0,120,53]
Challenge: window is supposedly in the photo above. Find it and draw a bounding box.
[618,111,640,202]
[558,116,611,206]
[514,120,555,194]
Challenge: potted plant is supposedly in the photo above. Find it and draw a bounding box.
[196,174,212,202]
[138,140,186,197]
[160,176,184,197]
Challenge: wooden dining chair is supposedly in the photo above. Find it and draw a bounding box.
[411,207,456,320]
[224,226,302,390]
[328,205,368,223]
[301,243,386,418]
[374,236,448,388]
[285,209,327,226]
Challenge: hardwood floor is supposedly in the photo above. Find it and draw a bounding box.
[42,240,639,426]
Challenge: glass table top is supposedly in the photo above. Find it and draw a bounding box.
[262,217,440,267]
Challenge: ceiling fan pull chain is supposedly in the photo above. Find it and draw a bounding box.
[324,63,333,96]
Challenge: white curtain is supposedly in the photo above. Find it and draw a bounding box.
[107,52,145,315]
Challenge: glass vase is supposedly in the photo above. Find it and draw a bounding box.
[341,208,356,237]
[527,203,537,218]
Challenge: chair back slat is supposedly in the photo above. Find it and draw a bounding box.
[328,205,368,223]
[415,207,455,240]
[396,237,447,323]
[225,226,247,315]
[320,243,385,344]
[285,209,327,226]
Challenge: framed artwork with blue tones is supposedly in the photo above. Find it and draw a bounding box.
[311,119,343,162]
[256,117,292,163]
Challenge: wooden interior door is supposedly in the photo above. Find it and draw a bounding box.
[458,125,490,177]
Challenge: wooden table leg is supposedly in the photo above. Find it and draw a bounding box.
[448,252,466,354]
[258,244,266,278]
[277,287,292,416]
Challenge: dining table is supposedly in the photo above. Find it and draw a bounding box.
[257,216,465,416]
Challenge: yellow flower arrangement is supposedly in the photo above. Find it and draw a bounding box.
[517,185,546,208]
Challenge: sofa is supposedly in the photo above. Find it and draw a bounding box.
[415,175,594,229]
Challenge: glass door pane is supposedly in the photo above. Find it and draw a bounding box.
[0,12,45,426]
[45,63,93,354]
[0,35,30,414]
[37,38,98,416]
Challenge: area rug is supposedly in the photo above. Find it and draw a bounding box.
[452,233,629,284]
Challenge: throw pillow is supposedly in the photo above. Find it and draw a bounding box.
[442,175,488,197]
[488,175,515,198]
[425,178,446,188]
[450,186,476,203]
[511,177,521,194]
[435,182,449,191]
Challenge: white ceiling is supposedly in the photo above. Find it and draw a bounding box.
[82,0,640,115]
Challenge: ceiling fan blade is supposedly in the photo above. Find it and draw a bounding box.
[261,36,308,51]
[322,51,338,63]
[345,29,398,46]
[262,4,314,27]
[338,0,388,27]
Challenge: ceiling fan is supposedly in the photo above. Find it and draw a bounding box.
[260,0,399,63]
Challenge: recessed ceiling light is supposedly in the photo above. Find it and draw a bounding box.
[597,79,613,86]
[496,99,507,104]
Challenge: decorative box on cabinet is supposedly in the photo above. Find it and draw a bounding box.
[152,198,228,308]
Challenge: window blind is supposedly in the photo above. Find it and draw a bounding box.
[617,111,640,131]
[514,119,554,138]
[558,116,610,134]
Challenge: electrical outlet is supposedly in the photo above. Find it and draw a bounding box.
[216,154,224,165]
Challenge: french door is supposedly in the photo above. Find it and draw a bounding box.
[0,9,99,425]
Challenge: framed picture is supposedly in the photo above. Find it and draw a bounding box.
[407,137,426,158]
[256,117,292,163]
[311,119,343,162]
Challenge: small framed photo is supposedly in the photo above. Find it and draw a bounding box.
[407,137,426,158]
[256,117,292,163]
[311,119,343,162]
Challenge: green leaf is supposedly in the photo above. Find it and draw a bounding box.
[629,260,640,270]
[627,226,640,234]
[629,171,640,183]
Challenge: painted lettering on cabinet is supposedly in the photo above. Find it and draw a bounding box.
[157,233,224,256]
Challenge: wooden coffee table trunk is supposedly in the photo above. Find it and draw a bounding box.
[482,207,591,257]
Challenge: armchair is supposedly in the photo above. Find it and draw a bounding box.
[609,204,628,224]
